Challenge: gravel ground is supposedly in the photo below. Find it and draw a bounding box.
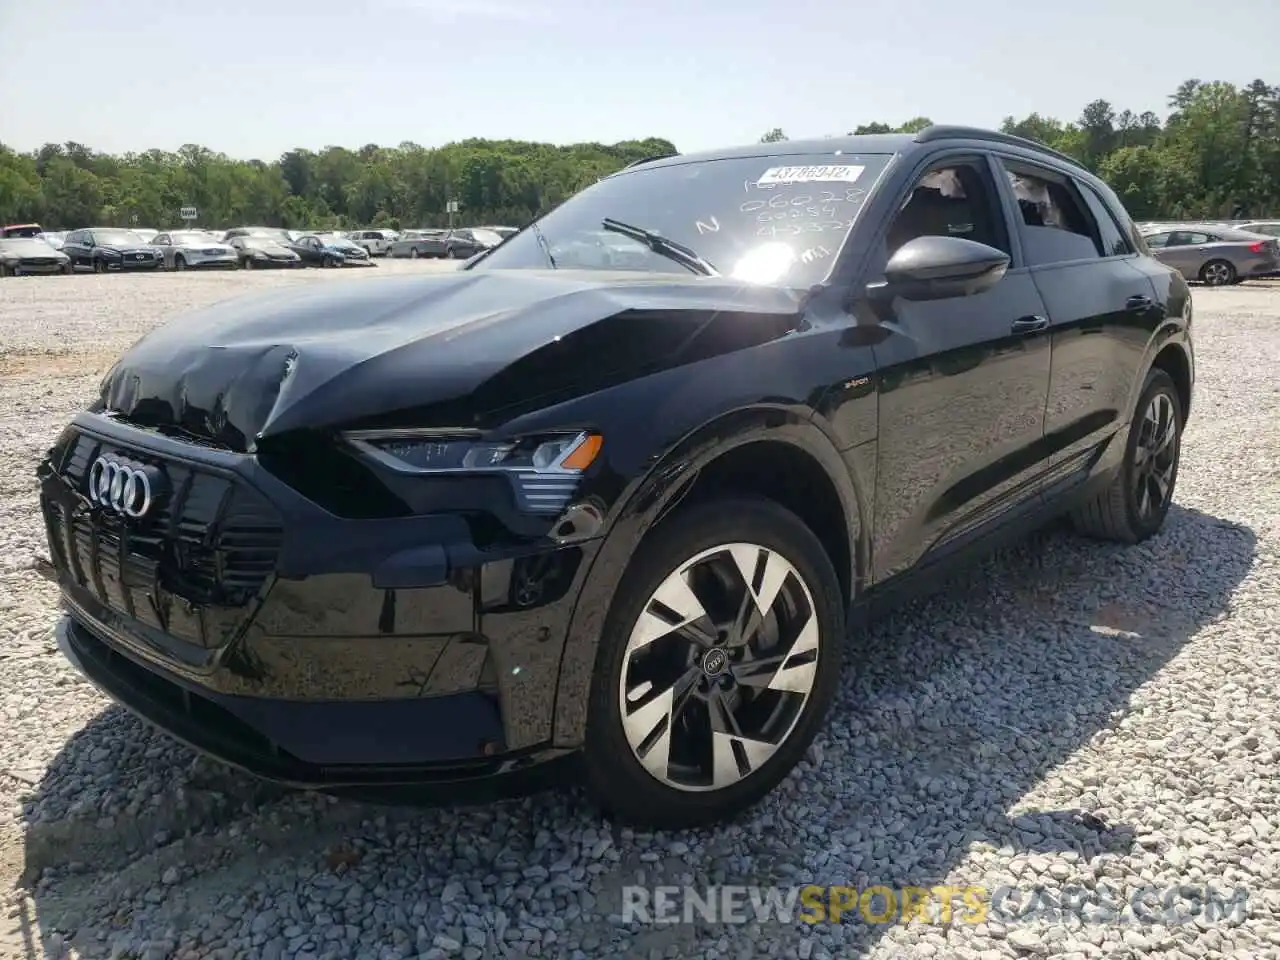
[2,269,1279,960]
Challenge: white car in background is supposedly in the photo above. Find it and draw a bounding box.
[150,230,239,270]
[348,229,399,256]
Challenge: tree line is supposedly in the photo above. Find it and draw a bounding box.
[1,77,1275,232]
[761,78,1280,221]
[0,137,677,232]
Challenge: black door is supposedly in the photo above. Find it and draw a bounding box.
[853,153,1055,581]
[292,237,322,265]
[63,231,89,269]
[991,157,1158,493]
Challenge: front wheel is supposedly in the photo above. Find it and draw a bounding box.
[582,498,844,829]
[1199,259,1236,286]
[174,255,186,272]
[93,258,107,274]
[408,247,420,259]
[1071,368,1183,543]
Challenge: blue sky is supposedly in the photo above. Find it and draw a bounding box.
[2,0,1277,159]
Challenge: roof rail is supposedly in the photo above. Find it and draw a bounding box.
[913,125,1081,167]
[621,153,678,170]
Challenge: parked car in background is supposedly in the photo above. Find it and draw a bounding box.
[36,126,1195,828]
[224,226,295,245]
[386,229,447,258]
[150,231,239,271]
[319,233,375,265]
[1141,225,1280,285]
[441,227,505,259]
[1,223,44,238]
[228,235,303,269]
[1238,221,1280,238]
[478,225,519,239]
[38,231,67,250]
[348,229,399,256]
[62,228,163,273]
[288,233,370,267]
[0,237,72,276]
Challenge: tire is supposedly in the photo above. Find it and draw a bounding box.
[93,257,106,274]
[1070,368,1183,544]
[409,247,420,259]
[174,255,186,272]
[581,497,844,829]
[1199,259,1235,286]
[61,263,72,275]
[445,246,457,259]
[0,263,9,278]
[242,258,253,270]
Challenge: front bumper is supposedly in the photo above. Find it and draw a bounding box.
[11,258,68,274]
[39,414,599,797]
[181,252,239,269]
[107,255,161,271]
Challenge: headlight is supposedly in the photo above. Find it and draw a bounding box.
[343,429,603,515]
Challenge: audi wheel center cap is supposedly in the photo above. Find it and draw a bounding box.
[701,647,729,678]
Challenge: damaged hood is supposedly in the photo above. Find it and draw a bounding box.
[99,269,807,451]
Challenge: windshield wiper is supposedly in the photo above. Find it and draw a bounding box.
[600,218,718,276]
[529,220,557,269]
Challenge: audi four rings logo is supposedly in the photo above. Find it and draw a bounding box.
[87,457,159,518]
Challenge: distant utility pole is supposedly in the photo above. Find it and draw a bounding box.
[446,199,459,229]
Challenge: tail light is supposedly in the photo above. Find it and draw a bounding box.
[1248,241,1266,253]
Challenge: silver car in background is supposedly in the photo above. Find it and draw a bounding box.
[38,231,67,250]
[1141,225,1280,285]
[386,229,447,258]
[348,229,399,256]
[1238,221,1280,239]
[150,230,238,270]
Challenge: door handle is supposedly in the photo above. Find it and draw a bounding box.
[1011,315,1049,334]
[1125,295,1153,312]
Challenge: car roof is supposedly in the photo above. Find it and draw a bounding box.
[615,125,1090,178]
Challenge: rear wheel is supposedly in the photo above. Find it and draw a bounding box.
[93,257,106,274]
[1199,259,1235,286]
[582,498,843,829]
[1071,368,1183,544]
[174,255,186,272]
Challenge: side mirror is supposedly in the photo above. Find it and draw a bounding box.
[879,235,1010,302]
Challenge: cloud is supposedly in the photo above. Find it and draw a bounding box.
[373,0,557,23]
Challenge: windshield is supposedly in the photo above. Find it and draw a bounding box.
[93,230,146,245]
[470,229,504,246]
[172,232,215,245]
[474,152,891,285]
[242,237,284,250]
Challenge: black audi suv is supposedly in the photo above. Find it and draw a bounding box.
[37,126,1193,828]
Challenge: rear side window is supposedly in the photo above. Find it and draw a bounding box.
[1077,184,1131,257]
[1144,232,1171,249]
[999,162,1101,265]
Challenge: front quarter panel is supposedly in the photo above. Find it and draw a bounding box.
[497,324,871,748]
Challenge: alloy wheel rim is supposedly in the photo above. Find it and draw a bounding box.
[1205,263,1230,285]
[1133,392,1178,521]
[617,542,820,793]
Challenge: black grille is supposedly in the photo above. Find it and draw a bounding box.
[43,430,283,648]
